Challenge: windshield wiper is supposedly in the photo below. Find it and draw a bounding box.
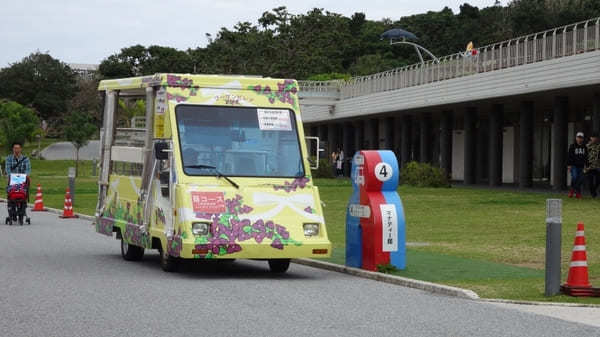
[184,165,239,189]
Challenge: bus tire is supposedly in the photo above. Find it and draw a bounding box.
[159,247,179,272]
[121,238,144,261]
[268,259,290,273]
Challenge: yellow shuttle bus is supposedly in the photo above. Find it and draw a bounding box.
[95,74,331,273]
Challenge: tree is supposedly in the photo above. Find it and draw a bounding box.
[0,100,40,151]
[68,78,102,128]
[118,99,145,127]
[0,52,78,121]
[98,45,193,79]
[64,110,97,176]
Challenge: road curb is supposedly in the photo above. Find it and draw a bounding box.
[292,258,480,300]
[0,198,95,222]
[41,205,95,221]
[482,298,600,308]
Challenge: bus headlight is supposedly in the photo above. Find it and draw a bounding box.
[303,223,320,236]
[192,222,210,236]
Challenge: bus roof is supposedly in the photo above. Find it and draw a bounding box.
[97,73,295,91]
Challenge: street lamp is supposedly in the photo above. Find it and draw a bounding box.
[381,28,439,65]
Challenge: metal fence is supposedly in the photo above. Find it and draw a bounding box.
[298,17,600,100]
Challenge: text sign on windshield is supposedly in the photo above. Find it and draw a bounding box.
[257,109,292,131]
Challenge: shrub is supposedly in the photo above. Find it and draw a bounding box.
[312,158,334,178]
[306,73,352,81]
[0,100,40,151]
[400,161,450,188]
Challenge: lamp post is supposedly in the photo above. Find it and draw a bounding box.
[381,28,439,65]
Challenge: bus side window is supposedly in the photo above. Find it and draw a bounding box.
[159,159,170,198]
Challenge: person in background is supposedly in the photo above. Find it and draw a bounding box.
[331,149,338,177]
[5,142,31,176]
[586,132,600,198]
[567,132,587,198]
[336,148,344,177]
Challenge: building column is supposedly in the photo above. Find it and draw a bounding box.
[384,117,394,150]
[489,104,504,186]
[364,119,378,150]
[401,115,412,168]
[519,101,534,188]
[327,123,339,155]
[411,118,420,162]
[354,120,364,152]
[440,110,453,176]
[476,117,489,183]
[342,122,354,156]
[552,97,568,190]
[593,93,600,134]
[318,124,328,154]
[464,107,477,184]
[420,114,432,163]
[377,118,389,149]
[393,117,402,158]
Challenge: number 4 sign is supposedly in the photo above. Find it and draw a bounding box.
[374,162,393,182]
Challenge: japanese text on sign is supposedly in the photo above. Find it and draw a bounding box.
[191,192,226,214]
[257,109,292,131]
[380,204,398,252]
[155,87,166,115]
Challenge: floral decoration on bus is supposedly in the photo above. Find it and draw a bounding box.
[249,79,299,108]
[194,194,301,258]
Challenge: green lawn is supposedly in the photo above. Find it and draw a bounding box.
[316,178,600,303]
[22,157,600,303]
[25,159,98,215]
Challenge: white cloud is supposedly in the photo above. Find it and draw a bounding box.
[0,0,499,66]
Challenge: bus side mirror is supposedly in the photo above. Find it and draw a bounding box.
[155,142,170,160]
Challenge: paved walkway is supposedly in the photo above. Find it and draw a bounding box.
[0,211,598,336]
[40,140,100,160]
[489,302,600,328]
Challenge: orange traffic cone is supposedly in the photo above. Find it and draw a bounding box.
[562,222,593,296]
[32,184,47,211]
[59,187,78,219]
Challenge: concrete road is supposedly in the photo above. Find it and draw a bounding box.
[0,210,598,337]
[40,141,100,160]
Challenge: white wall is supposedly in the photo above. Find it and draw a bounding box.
[502,127,515,183]
[452,130,465,181]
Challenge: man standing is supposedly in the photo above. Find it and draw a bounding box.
[5,142,31,176]
[568,132,587,198]
[586,132,600,198]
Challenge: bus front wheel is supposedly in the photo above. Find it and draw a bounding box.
[268,259,290,273]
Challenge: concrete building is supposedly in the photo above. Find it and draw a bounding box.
[298,17,600,190]
[68,63,98,80]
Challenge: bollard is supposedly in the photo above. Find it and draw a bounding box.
[68,167,76,207]
[545,199,562,296]
[92,158,97,176]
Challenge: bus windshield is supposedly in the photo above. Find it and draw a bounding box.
[175,105,305,178]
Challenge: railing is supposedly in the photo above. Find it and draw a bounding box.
[114,128,146,147]
[299,17,600,100]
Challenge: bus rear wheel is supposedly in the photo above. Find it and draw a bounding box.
[268,259,290,273]
[121,239,144,261]
[159,247,179,272]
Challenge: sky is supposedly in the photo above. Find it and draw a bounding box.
[0,0,500,67]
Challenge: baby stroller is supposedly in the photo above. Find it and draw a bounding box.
[5,174,31,226]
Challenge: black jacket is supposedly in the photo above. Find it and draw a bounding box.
[568,143,588,168]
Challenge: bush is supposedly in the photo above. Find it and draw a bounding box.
[0,100,40,151]
[312,158,334,178]
[306,73,352,81]
[400,161,450,188]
